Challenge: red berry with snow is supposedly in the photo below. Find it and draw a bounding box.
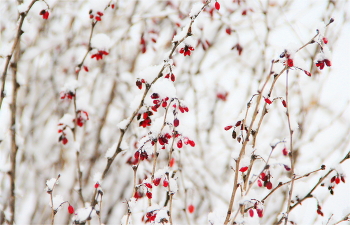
[153,178,161,186]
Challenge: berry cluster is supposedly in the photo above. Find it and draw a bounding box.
[60,90,75,100]
[89,10,104,21]
[137,110,153,128]
[179,45,195,56]
[257,170,273,190]
[75,110,89,127]
[91,50,109,60]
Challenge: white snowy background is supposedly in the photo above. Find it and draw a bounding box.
[0,0,350,224]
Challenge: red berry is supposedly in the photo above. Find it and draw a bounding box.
[304,70,312,77]
[174,118,179,127]
[257,209,263,218]
[225,28,231,35]
[163,180,169,187]
[322,37,328,44]
[83,66,89,72]
[260,172,266,180]
[95,16,101,21]
[264,98,272,104]
[94,183,100,188]
[335,177,340,184]
[171,74,175,82]
[239,166,248,172]
[215,1,220,10]
[284,165,291,171]
[188,140,195,147]
[341,176,346,183]
[282,147,288,156]
[188,204,195,213]
[317,209,324,216]
[144,183,152,189]
[224,125,233,131]
[169,158,175,167]
[177,140,183,148]
[146,192,152,199]
[134,151,140,159]
[324,59,332,67]
[249,209,254,217]
[266,182,272,190]
[282,100,287,108]
[287,58,294,67]
[257,179,263,187]
[111,4,115,9]
[153,178,161,186]
[68,205,74,214]
[62,137,68,145]
[331,176,335,183]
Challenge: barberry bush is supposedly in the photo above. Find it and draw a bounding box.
[1,0,350,225]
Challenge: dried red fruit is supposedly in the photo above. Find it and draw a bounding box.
[171,73,176,82]
[249,209,254,217]
[225,28,231,35]
[239,166,248,172]
[287,58,294,67]
[215,1,220,10]
[95,16,101,21]
[94,183,100,188]
[83,66,89,72]
[146,192,152,199]
[163,180,169,187]
[68,205,74,214]
[188,204,195,213]
[188,140,195,147]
